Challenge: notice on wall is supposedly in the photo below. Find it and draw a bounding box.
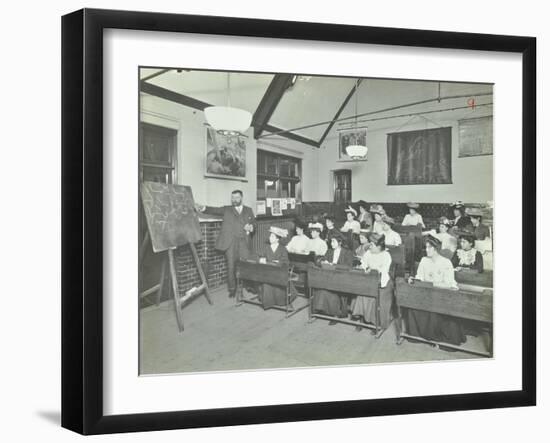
[256,201,266,215]
[266,198,273,208]
[289,198,296,209]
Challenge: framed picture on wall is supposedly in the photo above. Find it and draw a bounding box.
[338,128,368,161]
[205,127,247,180]
[62,8,536,435]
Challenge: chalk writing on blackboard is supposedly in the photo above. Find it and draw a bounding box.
[141,181,202,253]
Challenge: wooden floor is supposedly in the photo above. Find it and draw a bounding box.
[139,285,486,375]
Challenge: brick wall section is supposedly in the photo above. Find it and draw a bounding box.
[174,221,227,297]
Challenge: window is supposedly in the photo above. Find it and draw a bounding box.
[139,122,177,184]
[257,149,302,201]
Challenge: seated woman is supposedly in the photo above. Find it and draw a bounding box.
[323,214,338,247]
[355,229,371,258]
[466,207,491,240]
[450,201,473,232]
[423,216,457,259]
[380,215,402,246]
[312,233,354,324]
[341,206,361,251]
[370,204,386,234]
[352,232,393,332]
[357,200,373,230]
[405,235,466,346]
[402,202,426,228]
[307,222,328,257]
[286,220,310,255]
[257,227,295,309]
[452,231,484,273]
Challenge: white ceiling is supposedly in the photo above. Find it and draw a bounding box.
[140,68,493,145]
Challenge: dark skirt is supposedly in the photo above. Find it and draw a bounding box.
[405,309,466,346]
[259,283,296,309]
[352,280,394,329]
[312,289,348,317]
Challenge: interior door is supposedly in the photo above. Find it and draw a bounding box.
[333,169,352,203]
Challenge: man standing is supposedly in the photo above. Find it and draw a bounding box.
[197,190,256,298]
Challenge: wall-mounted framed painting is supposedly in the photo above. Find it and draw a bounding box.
[338,128,368,161]
[205,127,247,180]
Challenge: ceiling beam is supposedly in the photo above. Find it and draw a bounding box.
[140,68,171,82]
[263,124,320,148]
[318,79,362,146]
[140,81,211,111]
[252,74,295,139]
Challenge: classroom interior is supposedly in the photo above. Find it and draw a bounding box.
[138,68,494,375]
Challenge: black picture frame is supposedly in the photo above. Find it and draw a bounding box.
[62,8,536,435]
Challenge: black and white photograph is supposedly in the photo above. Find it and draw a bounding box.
[139,67,495,375]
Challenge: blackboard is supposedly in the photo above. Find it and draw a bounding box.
[141,181,202,253]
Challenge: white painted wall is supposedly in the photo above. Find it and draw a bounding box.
[140,93,318,209]
[317,80,494,203]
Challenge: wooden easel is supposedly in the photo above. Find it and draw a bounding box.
[139,231,213,332]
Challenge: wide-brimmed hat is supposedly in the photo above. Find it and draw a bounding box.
[269,226,288,238]
[425,234,442,250]
[406,202,420,209]
[465,207,483,217]
[308,222,324,232]
[450,201,465,209]
[438,216,453,227]
[369,204,385,215]
[381,215,396,226]
[344,205,358,217]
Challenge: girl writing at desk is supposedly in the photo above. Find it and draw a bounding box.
[405,235,466,346]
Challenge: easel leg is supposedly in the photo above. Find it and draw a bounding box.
[189,243,213,305]
[168,248,185,333]
[156,254,167,306]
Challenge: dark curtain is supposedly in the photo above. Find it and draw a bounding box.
[387,127,452,185]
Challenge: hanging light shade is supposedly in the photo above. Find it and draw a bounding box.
[204,106,252,136]
[345,78,368,160]
[346,144,368,159]
[204,73,252,136]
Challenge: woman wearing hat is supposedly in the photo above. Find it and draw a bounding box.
[357,200,373,230]
[286,220,310,255]
[452,231,484,273]
[405,235,466,346]
[450,201,474,231]
[257,227,295,309]
[312,232,354,322]
[422,216,457,259]
[370,204,386,235]
[352,232,393,332]
[341,206,361,251]
[402,202,425,228]
[380,215,402,246]
[307,222,328,257]
[466,207,491,240]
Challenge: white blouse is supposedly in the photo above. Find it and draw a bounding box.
[402,213,426,228]
[425,230,457,252]
[415,255,458,289]
[383,229,402,246]
[308,237,328,256]
[360,250,392,288]
[341,220,361,234]
[286,234,310,254]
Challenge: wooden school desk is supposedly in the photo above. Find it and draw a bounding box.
[307,264,386,337]
[394,277,493,357]
[235,259,307,318]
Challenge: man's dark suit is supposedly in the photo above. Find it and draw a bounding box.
[203,205,256,294]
